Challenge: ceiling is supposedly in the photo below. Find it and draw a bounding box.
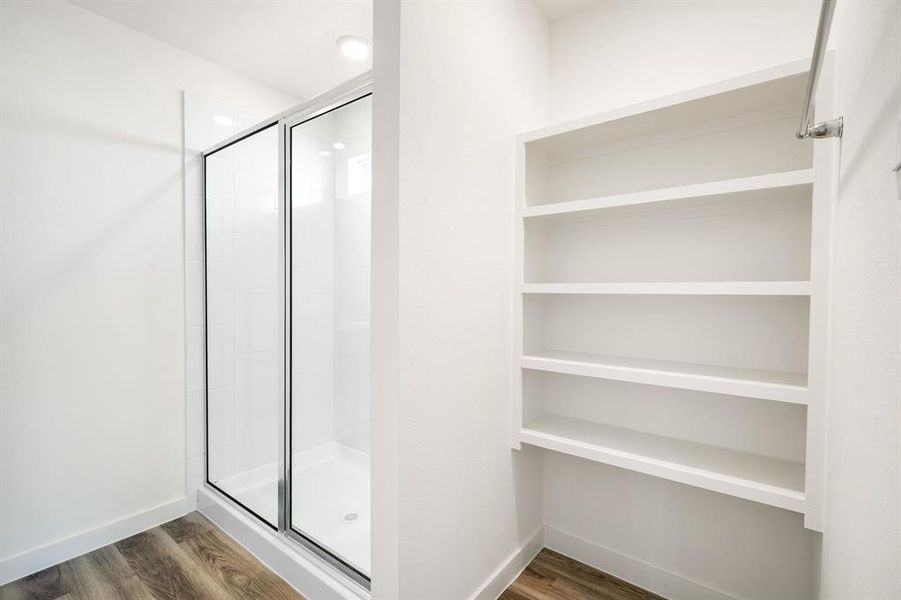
[70,0,597,100]
[70,0,372,100]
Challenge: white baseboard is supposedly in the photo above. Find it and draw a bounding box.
[469,526,545,600]
[197,485,369,600]
[544,526,737,600]
[0,497,187,585]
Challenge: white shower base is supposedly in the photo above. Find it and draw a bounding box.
[217,442,370,576]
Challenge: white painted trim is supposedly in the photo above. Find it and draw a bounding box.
[468,527,545,600]
[197,486,369,600]
[544,526,737,600]
[510,138,526,451]
[0,497,187,585]
[801,50,839,533]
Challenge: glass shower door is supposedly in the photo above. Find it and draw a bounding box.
[288,94,372,578]
[203,82,371,583]
[204,124,281,528]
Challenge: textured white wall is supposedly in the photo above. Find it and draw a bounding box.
[370,1,402,594]
[543,2,824,598]
[371,1,550,597]
[0,0,294,580]
[819,1,901,597]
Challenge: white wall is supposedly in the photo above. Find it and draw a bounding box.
[819,1,901,597]
[544,455,814,599]
[542,2,823,598]
[0,0,295,583]
[550,0,818,122]
[371,1,549,597]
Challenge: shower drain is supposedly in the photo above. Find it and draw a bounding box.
[341,512,359,524]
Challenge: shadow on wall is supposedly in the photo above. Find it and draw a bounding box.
[4,102,184,154]
[2,99,194,312]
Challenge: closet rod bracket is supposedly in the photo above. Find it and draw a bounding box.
[799,116,844,140]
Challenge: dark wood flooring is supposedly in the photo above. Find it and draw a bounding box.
[502,549,665,600]
[0,512,304,600]
[3,515,660,600]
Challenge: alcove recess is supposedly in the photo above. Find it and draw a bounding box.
[512,59,837,530]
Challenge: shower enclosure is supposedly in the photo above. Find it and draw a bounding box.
[202,77,372,585]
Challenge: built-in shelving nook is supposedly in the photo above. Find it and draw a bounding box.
[512,59,837,531]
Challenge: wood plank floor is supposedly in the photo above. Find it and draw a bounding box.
[3,515,660,600]
[0,512,305,600]
[502,549,665,600]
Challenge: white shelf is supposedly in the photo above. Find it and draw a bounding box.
[522,281,811,296]
[521,350,807,404]
[512,60,834,528]
[519,60,809,152]
[521,414,805,513]
[522,169,813,218]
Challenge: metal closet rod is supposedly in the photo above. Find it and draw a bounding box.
[798,0,844,139]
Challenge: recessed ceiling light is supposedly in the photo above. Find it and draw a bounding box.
[333,142,346,150]
[320,150,332,157]
[213,115,233,127]
[336,35,369,61]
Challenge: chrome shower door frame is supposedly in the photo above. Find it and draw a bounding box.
[201,72,372,592]
[281,77,373,588]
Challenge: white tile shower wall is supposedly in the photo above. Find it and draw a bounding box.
[292,124,338,455]
[290,98,371,457]
[332,102,372,453]
[221,122,281,481]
